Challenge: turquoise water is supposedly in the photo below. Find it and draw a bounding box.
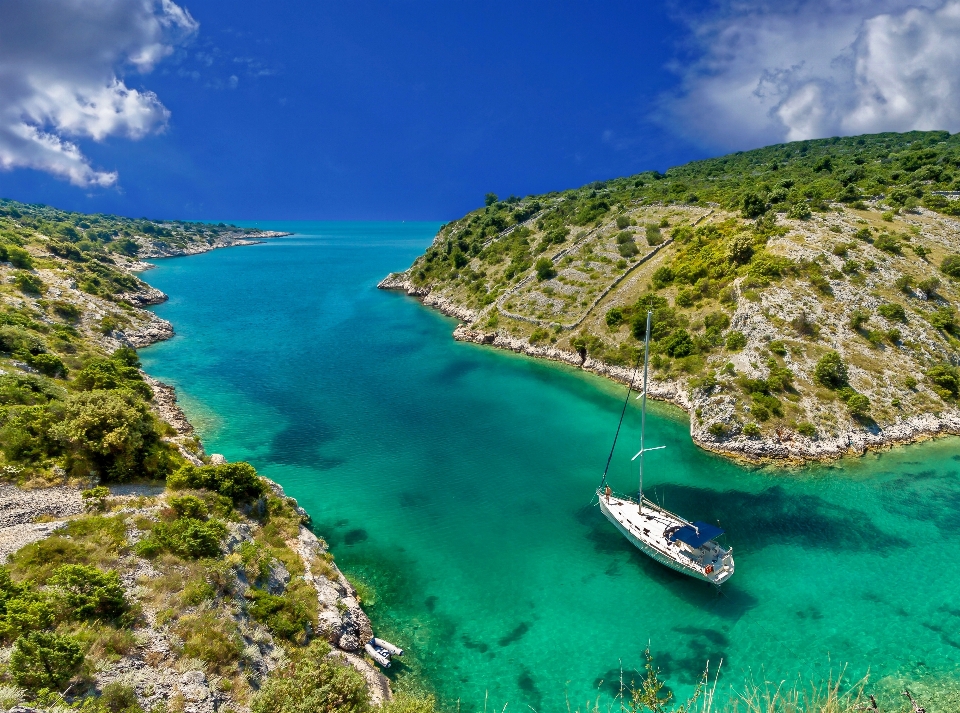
[139,222,960,710]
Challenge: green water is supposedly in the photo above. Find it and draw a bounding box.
[139,222,960,710]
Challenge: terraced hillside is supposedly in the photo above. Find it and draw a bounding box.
[381,131,960,461]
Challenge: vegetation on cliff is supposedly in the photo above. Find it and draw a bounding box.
[388,130,960,457]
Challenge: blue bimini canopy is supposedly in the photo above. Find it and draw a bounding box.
[668,522,724,548]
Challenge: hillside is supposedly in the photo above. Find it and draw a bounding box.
[0,199,424,713]
[381,130,960,462]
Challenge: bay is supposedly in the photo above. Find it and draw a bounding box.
[139,221,960,710]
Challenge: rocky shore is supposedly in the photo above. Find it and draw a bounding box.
[380,274,960,465]
[135,230,291,259]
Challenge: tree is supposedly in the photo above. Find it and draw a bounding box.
[10,631,84,689]
[941,254,960,278]
[484,193,498,206]
[167,461,266,503]
[741,192,767,219]
[847,393,871,418]
[535,257,556,281]
[814,351,848,389]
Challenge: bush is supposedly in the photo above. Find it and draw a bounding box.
[616,215,632,229]
[814,352,848,389]
[742,423,761,437]
[927,364,960,398]
[48,564,127,621]
[787,201,811,220]
[651,266,674,289]
[662,329,694,358]
[175,612,243,673]
[251,639,370,713]
[14,272,43,295]
[849,309,870,331]
[167,462,266,503]
[605,307,623,328]
[6,247,33,270]
[796,422,817,438]
[645,225,663,246]
[725,331,747,351]
[847,393,871,417]
[877,303,907,322]
[941,254,960,278]
[534,257,556,281]
[618,240,639,258]
[247,588,313,642]
[768,340,787,356]
[10,631,84,689]
[873,234,901,254]
[98,682,144,713]
[135,518,226,560]
[28,353,66,378]
[169,495,208,520]
[741,193,766,218]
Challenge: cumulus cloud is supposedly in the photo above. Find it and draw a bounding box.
[0,0,197,187]
[663,0,960,151]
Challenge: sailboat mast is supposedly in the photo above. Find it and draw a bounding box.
[638,310,651,514]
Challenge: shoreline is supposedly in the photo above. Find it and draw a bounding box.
[379,273,960,466]
[116,235,392,703]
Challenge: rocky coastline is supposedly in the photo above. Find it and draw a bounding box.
[379,273,960,465]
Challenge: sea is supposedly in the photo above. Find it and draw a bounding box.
[138,221,960,711]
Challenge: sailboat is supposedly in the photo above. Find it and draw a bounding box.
[597,311,735,586]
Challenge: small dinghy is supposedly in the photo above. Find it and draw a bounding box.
[365,637,403,668]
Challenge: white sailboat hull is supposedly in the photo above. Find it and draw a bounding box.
[599,491,734,586]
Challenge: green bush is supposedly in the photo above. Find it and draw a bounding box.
[927,364,960,398]
[251,639,370,713]
[48,564,127,621]
[873,234,901,254]
[167,462,266,503]
[174,611,243,673]
[98,682,144,713]
[941,254,960,278]
[877,303,907,322]
[768,340,787,356]
[651,266,673,289]
[796,422,817,438]
[10,631,84,689]
[247,588,313,642]
[6,247,33,270]
[134,518,226,560]
[27,353,66,378]
[169,495,208,520]
[605,307,624,328]
[14,272,43,295]
[742,423,761,437]
[725,331,747,351]
[814,352,848,389]
[847,393,871,417]
[534,257,556,281]
[616,215,632,229]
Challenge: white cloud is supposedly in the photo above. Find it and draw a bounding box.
[0,0,197,187]
[663,0,960,151]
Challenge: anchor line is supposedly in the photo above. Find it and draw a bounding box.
[599,353,643,491]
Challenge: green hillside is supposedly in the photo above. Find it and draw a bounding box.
[384,130,960,460]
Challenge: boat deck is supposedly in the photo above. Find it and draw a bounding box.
[600,493,734,585]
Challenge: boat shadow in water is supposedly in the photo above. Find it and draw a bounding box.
[643,483,911,555]
[577,505,759,616]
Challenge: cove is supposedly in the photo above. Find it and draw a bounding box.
[139,222,960,711]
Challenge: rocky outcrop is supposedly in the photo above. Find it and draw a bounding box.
[118,286,168,307]
[379,273,477,322]
[120,315,174,348]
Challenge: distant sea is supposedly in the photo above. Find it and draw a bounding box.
[140,222,960,710]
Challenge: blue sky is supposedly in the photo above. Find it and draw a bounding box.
[2,0,960,221]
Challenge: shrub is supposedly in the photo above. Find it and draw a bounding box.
[796,422,817,438]
[247,588,313,642]
[167,462,266,503]
[534,257,556,281]
[10,631,84,689]
[877,303,907,322]
[645,225,663,246]
[725,331,747,351]
[14,272,43,295]
[175,612,243,673]
[787,202,811,220]
[847,393,871,417]
[169,495,208,520]
[28,353,66,378]
[662,329,694,358]
[48,564,127,621]
[791,312,819,338]
[741,193,766,219]
[927,364,960,398]
[873,234,901,254]
[651,266,674,289]
[849,309,870,331]
[618,240,639,258]
[605,307,623,328]
[814,352,848,389]
[918,276,940,298]
[98,682,144,713]
[135,518,226,560]
[6,247,33,270]
[941,254,960,278]
[742,423,761,437]
[707,422,729,437]
[51,301,82,321]
[768,340,787,356]
[252,640,370,713]
[616,215,632,229]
